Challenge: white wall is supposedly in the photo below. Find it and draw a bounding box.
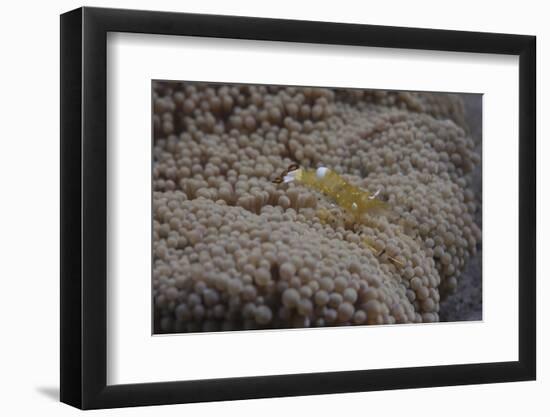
[0,0,546,415]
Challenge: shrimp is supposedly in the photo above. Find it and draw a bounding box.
[275,165,388,221]
[273,165,404,268]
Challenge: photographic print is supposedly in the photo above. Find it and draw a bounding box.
[152,81,482,334]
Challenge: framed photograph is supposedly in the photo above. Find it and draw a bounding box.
[60,6,536,409]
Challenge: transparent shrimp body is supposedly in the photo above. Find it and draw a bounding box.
[280,166,402,267]
[285,167,388,221]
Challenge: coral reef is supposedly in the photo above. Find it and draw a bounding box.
[152,81,482,333]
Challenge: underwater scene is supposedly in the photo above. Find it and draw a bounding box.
[152,81,482,334]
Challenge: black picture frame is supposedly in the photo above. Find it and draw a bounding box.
[60,6,536,410]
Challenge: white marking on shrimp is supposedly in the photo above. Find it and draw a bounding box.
[316,167,328,179]
[283,169,300,183]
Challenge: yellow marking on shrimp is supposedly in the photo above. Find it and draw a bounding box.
[363,236,384,257]
[387,255,405,268]
[283,166,388,221]
[363,237,405,268]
